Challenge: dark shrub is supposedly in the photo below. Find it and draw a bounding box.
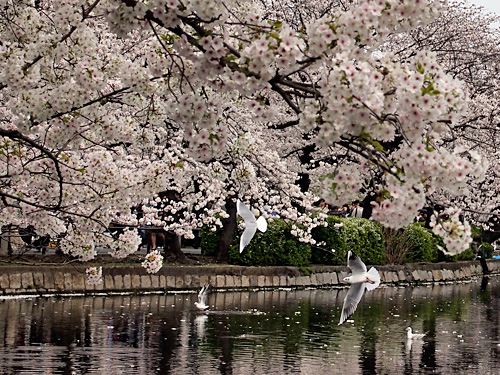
[311,216,385,266]
[403,223,440,263]
[200,223,221,256]
[228,219,311,267]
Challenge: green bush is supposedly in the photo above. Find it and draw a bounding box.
[310,215,347,265]
[201,214,486,266]
[311,216,385,266]
[200,223,221,256]
[402,222,491,263]
[469,224,494,259]
[478,242,494,259]
[228,219,312,267]
[403,223,440,263]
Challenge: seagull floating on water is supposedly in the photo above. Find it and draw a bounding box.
[237,199,268,253]
[194,284,210,310]
[338,250,381,325]
[405,327,426,340]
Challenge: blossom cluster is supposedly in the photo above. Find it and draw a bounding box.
[0,0,493,262]
[430,208,473,256]
[86,266,103,286]
[142,250,164,274]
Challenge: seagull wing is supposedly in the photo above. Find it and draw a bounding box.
[237,199,257,224]
[240,223,258,253]
[256,215,267,233]
[365,267,381,291]
[198,285,208,305]
[237,199,259,253]
[348,251,367,274]
[338,282,366,325]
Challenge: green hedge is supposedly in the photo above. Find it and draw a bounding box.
[310,216,385,266]
[200,215,489,266]
[228,219,312,267]
[403,223,440,263]
[401,222,491,263]
[200,223,221,256]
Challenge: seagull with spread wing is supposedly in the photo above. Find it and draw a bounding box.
[194,284,210,311]
[237,199,268,253]
[338,250,381,325]
[405,327,426,340]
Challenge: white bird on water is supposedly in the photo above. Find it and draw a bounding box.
[338,250,381,325]
[406,327,426,340]
[194,284,210,310]
[237,199,268,253]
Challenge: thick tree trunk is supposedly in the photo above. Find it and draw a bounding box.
[216,198,237,263]
[170,233,186,262]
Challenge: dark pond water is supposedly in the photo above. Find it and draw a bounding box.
[1,277,500,374]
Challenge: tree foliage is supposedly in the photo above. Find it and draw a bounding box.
[0,1,498,280]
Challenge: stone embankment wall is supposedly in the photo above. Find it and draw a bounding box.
[1,260,499,296]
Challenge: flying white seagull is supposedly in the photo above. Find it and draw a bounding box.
[338,250,381,325]
[237,199,268,253]
[405,327,426,340]
[194,284,210,310]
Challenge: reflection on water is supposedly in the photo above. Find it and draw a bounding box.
[1,277,500,374]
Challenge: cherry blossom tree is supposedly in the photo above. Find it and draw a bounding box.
[0,0,489,273]
[380,0,500,248]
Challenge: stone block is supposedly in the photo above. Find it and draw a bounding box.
[225,275,236,288]
[265,276,273,287]
[175,275,185,289]
[297,276,309,286]
[257,275,266,287]
[9,273,21,289]
[249,275,259,287]
[216,275,225,288]
[184,274,192,288]
[73,273,85,291]
[320,273,330,285]
[113,275,123,290]
[94,279,104,291]
[411,270,421,281]
[159,275,166,288]
[102,274,115,290]
[198,275,209,287]
[272,276,280,288]
[447,269,455,279]
[44,272,55,289]
[397,270,406,282]
[33,272,44,288]
[190,274,200,288]
[390,271,399,283]
[309,274,318,286]
[381,271,391,283]
[166,275,176,288]
[278,275,288,287]
[151,275,160,288]
[53,272,65,290]
[241,275,250,288]
[432,269,443,282]
[123,274,132,289]
[462,266,471,278]
[287,276,296,287]
[141,275,152,289]
[131,274,141,289]
[0,273,9,289]
[21,273,34,289]
[331,272,339,285]
[64,273,74,291]
[209,275,218,287]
